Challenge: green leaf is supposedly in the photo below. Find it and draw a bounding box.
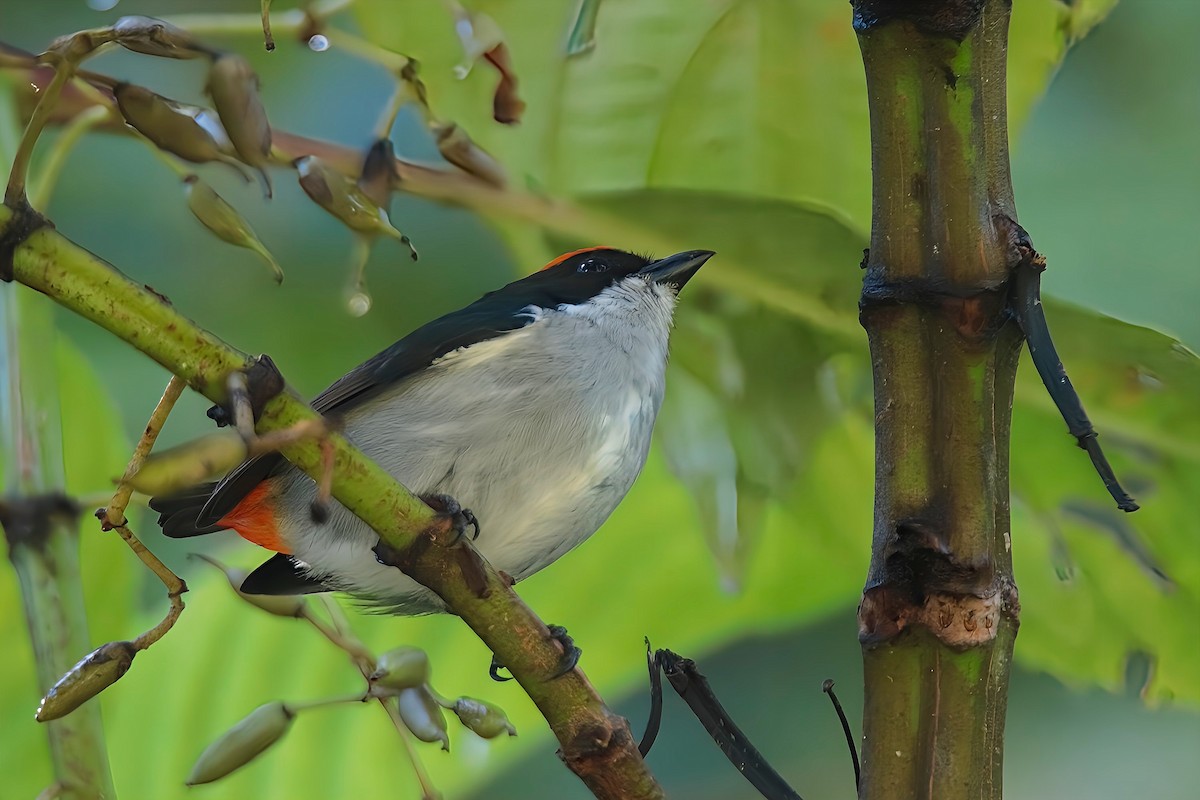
[357,0,1111,227]
[1009,305,1200,702]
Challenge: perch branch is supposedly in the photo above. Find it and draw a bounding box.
[0,203,661,799]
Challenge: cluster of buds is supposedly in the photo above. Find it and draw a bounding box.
[166,560,514,785]
[369,646,518,748]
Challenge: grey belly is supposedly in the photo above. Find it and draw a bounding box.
[273,364,659,611]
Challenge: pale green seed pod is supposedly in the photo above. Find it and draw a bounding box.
[453,697,517,739]
[368,647,430,694]
[114,84,249,179]
[294,156,417,259]
[190,553,306,618]
[186,702,295,785]
[433,123,506,188]
[112,15,210,59]
[37,641,137,722]
[207,54,273,195]
[396,687,449,750]
[125,431,248,497]
[183,176,283,284]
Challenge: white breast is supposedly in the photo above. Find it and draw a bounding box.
[273,278,678,612]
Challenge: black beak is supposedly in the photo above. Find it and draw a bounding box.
[638,250,714,292]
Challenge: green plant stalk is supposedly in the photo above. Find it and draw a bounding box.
[853,1,1022,798]
[0,204,661,800]
[1,293,117,800]
[0,86,115,800]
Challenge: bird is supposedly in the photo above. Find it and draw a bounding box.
[152,247,712,624]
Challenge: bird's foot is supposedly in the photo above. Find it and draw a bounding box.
[488,623,581,683]
[546,624,582,678]
[421,493,480,543]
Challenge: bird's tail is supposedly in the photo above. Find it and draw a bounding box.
[149,484,226,538]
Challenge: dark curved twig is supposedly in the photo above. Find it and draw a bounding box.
[653,648,803,800]
[1008,225,1138,512]
[638,638,664,757]
[822,679,860,790]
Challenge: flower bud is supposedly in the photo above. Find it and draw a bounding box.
[186,702,294,785]
[37,641,137,722]
[294,156,417,259]
[125,432,248,497]
[207,54,273,195]
[396,687,449,750]
[184,176,283,284]
[112,15,209,59]
[357,138,396,209]
[485,44,525,125]
[433,123,506,188]
[447,4,524,124]
[450,4,504,74]
[452,697,517,739]
[114,84,249,179]
[190,553,307,618]
[368,647,430,694]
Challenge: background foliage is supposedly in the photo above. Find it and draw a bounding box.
[2,0,1197,797]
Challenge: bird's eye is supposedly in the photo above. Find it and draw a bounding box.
[577,259,608,274]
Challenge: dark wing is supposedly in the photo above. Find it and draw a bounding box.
[194,290,540,527]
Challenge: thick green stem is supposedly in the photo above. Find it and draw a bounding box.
[853,1,1021,798]
[0,286,116,799]
[0,81,115,800]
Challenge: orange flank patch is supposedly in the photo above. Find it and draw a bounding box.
[540,246,611,271]
[217,482,290,554]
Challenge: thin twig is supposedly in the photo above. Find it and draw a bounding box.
[821,679,860,790]
[105,375,186,527]
[1007,224,1138,512]
[7,57,75,204]
[302,600,440,798]
[655,649,803,800]
[639,638,663,757]
[95,375,189,652]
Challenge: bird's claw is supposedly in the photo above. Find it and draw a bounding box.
[546,624,582,679]
[421,493,480,543]
[487,623,581,683]
[489,655,513,682]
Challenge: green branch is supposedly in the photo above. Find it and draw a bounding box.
[0,202,661,800]
[853,0,1022,797]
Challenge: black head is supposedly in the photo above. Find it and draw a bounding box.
[498,247,713,309]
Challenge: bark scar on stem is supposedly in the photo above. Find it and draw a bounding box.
[860,520,1016,648]
[560,711,639,782]
[0,200,53,282]
[0,493,80,552]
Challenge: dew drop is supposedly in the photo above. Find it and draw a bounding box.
[87,0,120,10]
[308,34,330,52]
[347,292,372,317]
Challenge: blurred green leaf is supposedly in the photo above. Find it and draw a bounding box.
[0,339,135,799]
[357,0,1114,227]
[1010,305,1200,702]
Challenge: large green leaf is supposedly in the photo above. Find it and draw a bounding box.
[357,0,1116,227]
[0,340,136,800]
